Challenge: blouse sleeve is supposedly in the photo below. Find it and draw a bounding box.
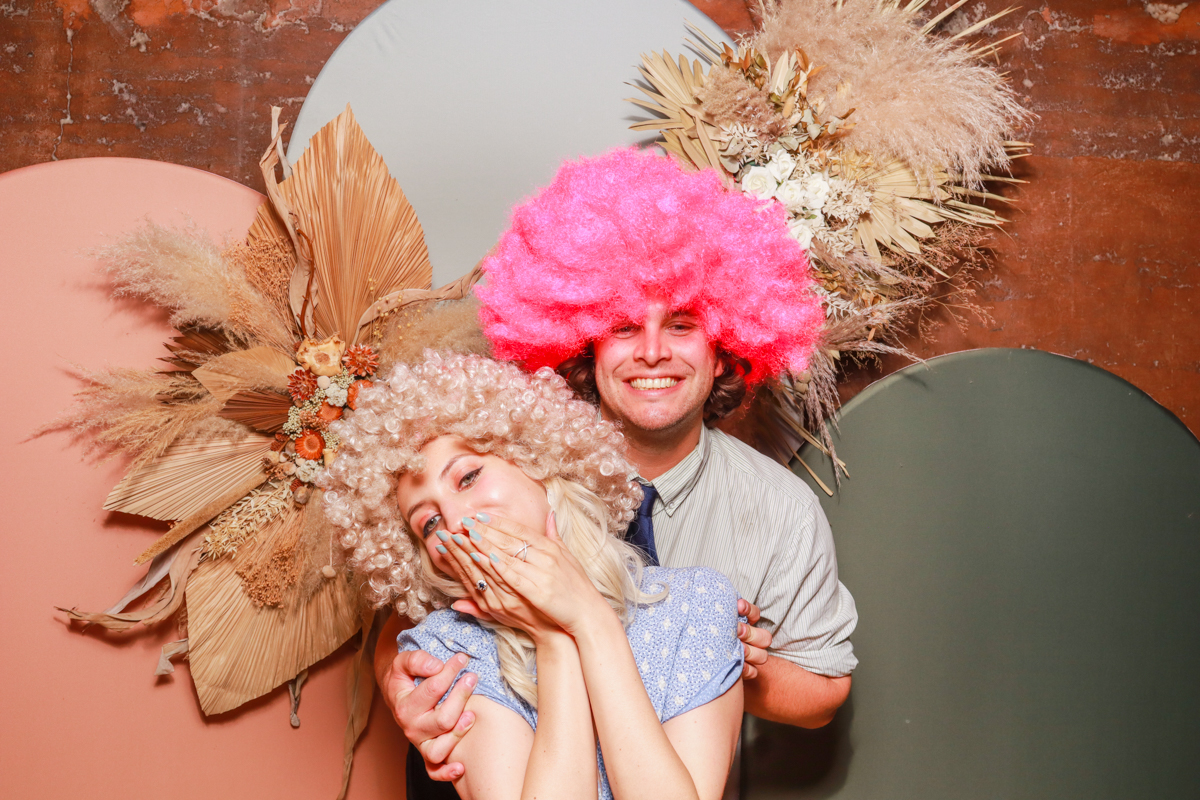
[661,567,744,723]
[398,609,536,728]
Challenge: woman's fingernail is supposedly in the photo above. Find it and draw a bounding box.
[490,553,500,564]
[436,530,450,542]
[435,545,447,554]
[470,530,482,543]
[476,512,491,523]
[452,534,466,546]
[471,552,482,563]
[462,517,475,529]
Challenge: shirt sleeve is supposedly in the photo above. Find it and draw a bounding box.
[661,568,744,722]
[398,609,535,727]
[757,492,858,676]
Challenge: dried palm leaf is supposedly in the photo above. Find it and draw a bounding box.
[337,608,377,800]
[357,261,484,336]
[192,346,296,405]
[185,542,362,715]
[104,434,273,521]
[161,326,238,370]
[252,106,433,344]
[219,390,291,433]
[133,473,274,566]
[57,530,205,631]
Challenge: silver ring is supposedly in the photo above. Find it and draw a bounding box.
[475,579,488,592]
[517,542,529,562]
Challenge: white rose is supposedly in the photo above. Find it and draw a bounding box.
[739,166,778,200]
[803,173,832,209]
[787,218,815,250]
[767,151,797,182]
[774,179,811,212]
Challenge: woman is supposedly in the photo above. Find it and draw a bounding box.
[322,351,744,800]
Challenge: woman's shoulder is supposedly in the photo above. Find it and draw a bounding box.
[632,566,744,722]
[642,565,739,604]
[398,608,500,663]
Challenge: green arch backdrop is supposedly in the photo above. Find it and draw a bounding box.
[750,348,1200,799]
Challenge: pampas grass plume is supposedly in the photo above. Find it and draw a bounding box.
[750,0,1032,186]
[96,222,295,352]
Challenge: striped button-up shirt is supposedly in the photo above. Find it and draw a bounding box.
[639,426,858,676]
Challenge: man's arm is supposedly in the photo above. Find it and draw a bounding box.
[743,654,850,728]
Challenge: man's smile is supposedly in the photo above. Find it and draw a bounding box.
[628,377,681,390]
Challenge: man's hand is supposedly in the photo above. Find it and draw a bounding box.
[376,615,479,782]
[737,598,772,680]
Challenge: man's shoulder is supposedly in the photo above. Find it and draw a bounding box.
[705,427,821,508]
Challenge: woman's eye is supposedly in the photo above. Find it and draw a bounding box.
[421,514,442,538]
[460,467,482,489]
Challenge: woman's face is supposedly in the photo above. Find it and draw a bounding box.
[396,436,551,577]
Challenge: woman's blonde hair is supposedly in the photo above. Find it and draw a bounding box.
[322,351,658,705]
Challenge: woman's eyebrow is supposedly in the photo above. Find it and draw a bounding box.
[403,454,469,521]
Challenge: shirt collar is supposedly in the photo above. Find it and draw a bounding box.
[636,425,712,517]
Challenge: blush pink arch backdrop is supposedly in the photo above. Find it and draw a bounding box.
[0,158,406,799]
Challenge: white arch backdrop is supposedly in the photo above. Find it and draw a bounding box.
[289,0,732,287]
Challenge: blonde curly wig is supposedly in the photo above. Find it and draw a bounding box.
[321,351,641,620]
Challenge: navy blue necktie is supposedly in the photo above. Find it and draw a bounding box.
[627,483,660,566]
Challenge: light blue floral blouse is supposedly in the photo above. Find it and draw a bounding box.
[399,566,744,799]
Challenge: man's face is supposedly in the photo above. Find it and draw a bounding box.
[593,302,723,437]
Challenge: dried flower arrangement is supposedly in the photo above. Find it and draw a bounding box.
[55,107,486,797]
[629,0,1033,487]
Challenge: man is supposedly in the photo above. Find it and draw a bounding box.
[378,148,857,789]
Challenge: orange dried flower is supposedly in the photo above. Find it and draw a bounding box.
[344,344,379,377]
[298,407,325,430]
[317,402,343,423]
[346,379,373,410]
[294,430,325,460]
[287,369,318,403]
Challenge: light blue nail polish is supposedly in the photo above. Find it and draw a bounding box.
[470,530,482,543]
[452,534,466,546]
[471,552,482,563]
[462,517,475,529]
[436,530,450,542]
[476,512,491,523]
[435,545,447,554]
[490,553,500,564]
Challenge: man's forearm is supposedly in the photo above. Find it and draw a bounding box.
[742,655,850,728]
[375,611,404,687]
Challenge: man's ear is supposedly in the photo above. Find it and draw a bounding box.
[713,347,727,378]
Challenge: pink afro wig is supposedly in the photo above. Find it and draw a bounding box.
[476,147,824,384]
